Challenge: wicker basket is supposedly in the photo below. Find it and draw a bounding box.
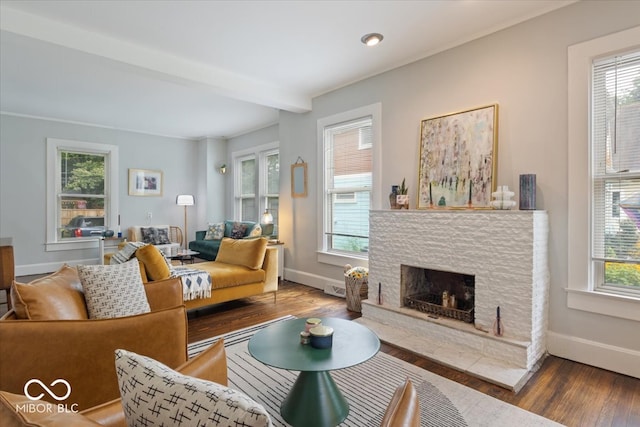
[344,265,369,312]
[404,293,474,323]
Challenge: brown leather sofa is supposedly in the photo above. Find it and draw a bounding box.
[0,339,419,427]
[0,272,188,411]
[0,339,228,427]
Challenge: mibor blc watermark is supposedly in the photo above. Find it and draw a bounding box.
[16,379,79,414]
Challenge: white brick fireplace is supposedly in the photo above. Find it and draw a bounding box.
[357,210,549,391]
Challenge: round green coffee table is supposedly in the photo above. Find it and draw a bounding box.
[248,317,380,427]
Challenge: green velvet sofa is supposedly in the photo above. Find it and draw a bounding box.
[189,220,261,261]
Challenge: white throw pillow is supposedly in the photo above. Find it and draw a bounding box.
[78,260,150,319]
[115,349,273,427]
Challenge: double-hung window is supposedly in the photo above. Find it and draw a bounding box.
[233,143,279,230]
[46,138,118,250]
[567,26,640,321]
[318,104,381,262]
[592,51,640,295]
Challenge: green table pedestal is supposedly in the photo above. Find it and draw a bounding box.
[280,370,349,427]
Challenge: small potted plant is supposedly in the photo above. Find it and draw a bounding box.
[396,178,409,209]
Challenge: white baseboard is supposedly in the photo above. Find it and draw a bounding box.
[16,258,100,277]
[547,331,640,379]
[283,268,343,291]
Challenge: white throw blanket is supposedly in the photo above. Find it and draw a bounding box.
[170,267,212,301]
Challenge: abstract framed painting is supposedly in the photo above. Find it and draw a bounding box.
[417,104,498,209]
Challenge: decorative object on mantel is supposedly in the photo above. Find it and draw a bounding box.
[490,186,516,210]
[418,104,498,209]
[493,306,504,337]
[396,178,409,209]
[291,157,307,198]
[519,174,536,210]
[389,185,399,209]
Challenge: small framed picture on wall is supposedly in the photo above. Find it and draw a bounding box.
[128,168,163,196]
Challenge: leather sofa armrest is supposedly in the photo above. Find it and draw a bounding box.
[143,277,183,310]
[82,339,228,427]
[0,306,188,411]
[380,379,421,427]
[1,391,102,427]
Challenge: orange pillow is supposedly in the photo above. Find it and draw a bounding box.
[215,237,267,270]
[10,264,88,320]
[135,245,171,281]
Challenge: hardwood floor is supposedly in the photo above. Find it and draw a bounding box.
[187,280,640,427]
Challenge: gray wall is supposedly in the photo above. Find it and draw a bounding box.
[0,114,223,273]
[277,1,640,373]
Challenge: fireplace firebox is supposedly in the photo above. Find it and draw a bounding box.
[401,265,475,323]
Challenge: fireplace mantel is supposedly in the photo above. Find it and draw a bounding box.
[357,209,549,391]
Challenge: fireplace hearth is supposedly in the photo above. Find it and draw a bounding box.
[358,209,549,391]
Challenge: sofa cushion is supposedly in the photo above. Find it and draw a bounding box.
[204,222,225,240]
[140,226,171,245]
[11,264,88,320]
[115,349,272,427]
[248,223,263,237]
[78,260,150,319]
[380,379,421,427]
[215,237,268,270]
[196,261,266,289]
[230,221,248,239]
[135,244,171,281]
[109,241,146,264]
[0,391,102,427]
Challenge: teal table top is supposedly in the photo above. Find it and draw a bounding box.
[248,318,380,372]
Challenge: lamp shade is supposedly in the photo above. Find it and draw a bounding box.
[261,209,273,224]
[176,195,194,206]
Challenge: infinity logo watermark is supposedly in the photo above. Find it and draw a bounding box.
[24,379,72,401]
[15,379,78,414]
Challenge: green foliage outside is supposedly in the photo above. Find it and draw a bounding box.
[605,262,640,287]
[605,220,640,288]
[61,152,105,209]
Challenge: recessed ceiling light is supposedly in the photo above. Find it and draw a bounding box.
[361,33,384,47]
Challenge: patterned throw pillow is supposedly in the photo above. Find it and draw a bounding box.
[248,223,263,237]
[110,242,147,264]
[77,260,150,319]
[230,222,248,239]
[140,227,171,245]
[204,222,225,240]
[115,349,273,427]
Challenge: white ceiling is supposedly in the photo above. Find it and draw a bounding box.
[0,0,575,140]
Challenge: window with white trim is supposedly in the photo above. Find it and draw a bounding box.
[46,138,118,251]
[321,117,372,256]
[592,50,640,295]
[233,143,279,230]
[567,26,640,321]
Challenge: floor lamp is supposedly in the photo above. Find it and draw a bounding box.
[176,195,194,250]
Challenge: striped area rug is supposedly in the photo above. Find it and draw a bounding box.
[188,316,562,427]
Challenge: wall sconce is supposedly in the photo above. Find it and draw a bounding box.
[218,164,227,174]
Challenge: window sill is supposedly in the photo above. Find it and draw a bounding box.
[46,239,100,252]
[566,288,640,321]
[317,250,368,268]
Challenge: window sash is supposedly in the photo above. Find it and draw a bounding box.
[591,50,640,292]
[323,117,372,255]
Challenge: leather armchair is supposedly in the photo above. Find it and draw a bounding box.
[0,278,187,411]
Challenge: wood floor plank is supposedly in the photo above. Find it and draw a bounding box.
[187,281,640,427]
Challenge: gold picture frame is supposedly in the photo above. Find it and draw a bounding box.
[128,168,163,196]
[417,104,498,209]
